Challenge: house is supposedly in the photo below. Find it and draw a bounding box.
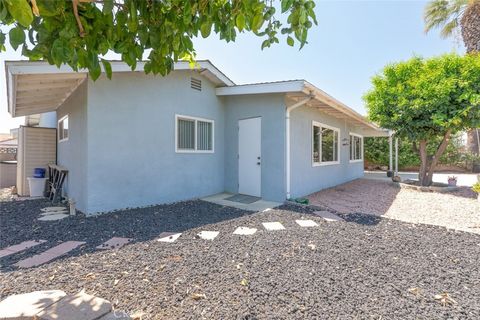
[5,60,388,215]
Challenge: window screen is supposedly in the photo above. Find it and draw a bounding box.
[176,116,214,152]
[177,118,195,150]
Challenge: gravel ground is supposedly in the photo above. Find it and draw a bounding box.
[308,179,480,235]
[1,195,480,319]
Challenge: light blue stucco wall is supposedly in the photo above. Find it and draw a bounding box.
[85,71,225,214]
[56,81,88,212]
[289,105,364,198]
[223,94,286,202]
[55,71,367,214]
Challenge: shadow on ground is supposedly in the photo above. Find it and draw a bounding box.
[0,198,253,271]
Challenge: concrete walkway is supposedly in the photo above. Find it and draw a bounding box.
[202,193,282,211]
[364,171,479,187]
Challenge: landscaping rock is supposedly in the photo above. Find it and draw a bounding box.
[1,198,480,319]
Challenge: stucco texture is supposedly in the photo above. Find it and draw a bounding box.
[56,81,88,212]
[84,71,225,214]
[223,94,286,202]
[289,105,364,199]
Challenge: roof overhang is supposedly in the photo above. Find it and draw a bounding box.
[216,80,388,137]
[5,60,235,118]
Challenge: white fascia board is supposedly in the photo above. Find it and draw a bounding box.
[304,82,381,131]
[216,80,305,96]
[5,60,234,86]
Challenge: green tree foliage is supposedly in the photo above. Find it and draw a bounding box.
[364,54,480,186]
[0,0,317,80]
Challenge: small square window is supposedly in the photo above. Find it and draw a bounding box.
[176,115,214,153]
[58,115,69,142]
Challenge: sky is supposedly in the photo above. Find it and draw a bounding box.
[0,0,464,134]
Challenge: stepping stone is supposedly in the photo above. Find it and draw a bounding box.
[37,291,112,320]
[233,227,257,235]
[0,240,46,258]
[96,237,132,250]
[15,241,86,268]
[313,211,344,222]
[40,210,68,216]
[41,206,67,212]
[38,213,69,221]
[0,290,66,319]
[157,232,182,243]
[295,219,319,227]
[262,222,285,231]
[197,231,219,240]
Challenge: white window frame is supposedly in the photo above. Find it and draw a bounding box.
[58,115,69,142]
[349,132,364,163]
[175,114,214,153]
[312,121,340,167]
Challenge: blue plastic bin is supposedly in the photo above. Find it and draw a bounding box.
[33,168,46,178]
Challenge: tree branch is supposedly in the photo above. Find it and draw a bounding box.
[73,0,86,37]
[412,141,419,155]
[425,130,452,185]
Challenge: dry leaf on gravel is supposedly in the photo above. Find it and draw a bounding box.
[408,287,421,296]
[191,293,206,300]
[240,279,248,286]
[85,272,96,280]
[434,292,457,306]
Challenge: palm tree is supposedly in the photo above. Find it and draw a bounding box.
[424,0,480,52]
[425,1,480,161]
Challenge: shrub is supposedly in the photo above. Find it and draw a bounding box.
[473,182,480,194]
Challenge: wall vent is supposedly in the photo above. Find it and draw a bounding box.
[191,78,202,91]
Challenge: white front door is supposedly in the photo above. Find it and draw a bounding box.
[238,117,262,197]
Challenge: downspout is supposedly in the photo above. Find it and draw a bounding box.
[286,93,314,200]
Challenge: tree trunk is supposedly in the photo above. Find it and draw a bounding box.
[418,140,428,186]
[418,130,452,186]
[461,1,480,53]
[466,128,480,155]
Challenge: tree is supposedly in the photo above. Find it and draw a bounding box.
[364,54,480,186]
[424,0,480,53]
[425,0,480,158]
[0,0,317,80]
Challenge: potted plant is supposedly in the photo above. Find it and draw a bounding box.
[447,176,457,186]
[473,182,480,202]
